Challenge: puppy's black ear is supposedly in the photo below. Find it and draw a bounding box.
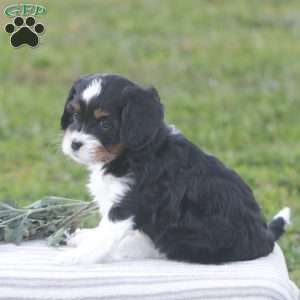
[120,85,164,150]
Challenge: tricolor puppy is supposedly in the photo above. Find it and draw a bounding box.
[60,73,290,264]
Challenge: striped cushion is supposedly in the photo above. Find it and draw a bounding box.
[0,241,299,300]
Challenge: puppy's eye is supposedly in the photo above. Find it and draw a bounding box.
[73,112,80,120]
[99,119,112,130]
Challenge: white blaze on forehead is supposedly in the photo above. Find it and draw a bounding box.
[82,79,102,103]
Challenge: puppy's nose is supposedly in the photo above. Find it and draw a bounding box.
[71,141,83,151]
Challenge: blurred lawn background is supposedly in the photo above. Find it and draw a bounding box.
[0,0,299,284]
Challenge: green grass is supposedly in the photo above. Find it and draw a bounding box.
[0,0,299,285]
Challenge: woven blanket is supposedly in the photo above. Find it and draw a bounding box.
[0,241,299,300]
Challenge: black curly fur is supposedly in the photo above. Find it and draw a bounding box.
[61,74,286,263]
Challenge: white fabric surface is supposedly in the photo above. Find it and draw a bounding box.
[0,241,299,300]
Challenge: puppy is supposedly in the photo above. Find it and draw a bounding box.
[59,73,290,264]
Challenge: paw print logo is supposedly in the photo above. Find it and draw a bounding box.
[4,16,45,48]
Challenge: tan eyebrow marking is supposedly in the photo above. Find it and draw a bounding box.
[67,101,81,113]
[94,108,109,119]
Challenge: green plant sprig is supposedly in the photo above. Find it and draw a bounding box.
[0,196,99,246]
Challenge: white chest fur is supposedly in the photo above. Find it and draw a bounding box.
[87,166,132,217]
[63,165,164,263]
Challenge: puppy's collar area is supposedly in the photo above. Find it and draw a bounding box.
[102,125,169,177]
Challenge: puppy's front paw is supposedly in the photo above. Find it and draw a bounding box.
[66,228,98,248]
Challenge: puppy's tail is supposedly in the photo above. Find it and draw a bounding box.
[268,207,291,241]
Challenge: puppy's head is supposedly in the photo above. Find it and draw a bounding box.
[61,74,164,166]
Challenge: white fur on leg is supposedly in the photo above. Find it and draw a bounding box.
[111,230,165,261]
[66,227,100,248]
[57,217,134,265]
